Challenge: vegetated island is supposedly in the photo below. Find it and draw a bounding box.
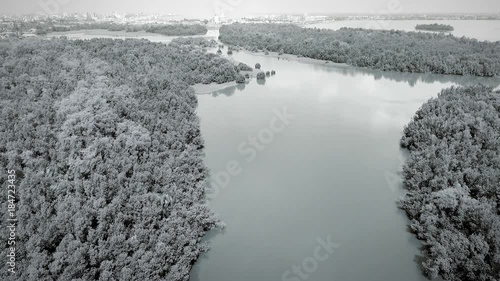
[0,37,240,281]
[415,23,454,32]
[399,85,500,281]
[4,20,208,36]
[219,23,500,77]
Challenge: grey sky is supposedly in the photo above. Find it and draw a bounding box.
[2,0,500,18]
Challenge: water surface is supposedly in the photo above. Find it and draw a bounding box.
[190,50,499,281]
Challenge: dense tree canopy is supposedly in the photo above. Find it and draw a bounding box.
[236,62,253,71]
[0,37,235,281]
[399,85,500,281]
[219,23,500,77]
[235,74,246,83]
[144,24,207,36]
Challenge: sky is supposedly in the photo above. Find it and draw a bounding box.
[2,0,500,18]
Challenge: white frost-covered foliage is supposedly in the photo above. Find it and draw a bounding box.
[0,37,231,281]
[400,85,500,281]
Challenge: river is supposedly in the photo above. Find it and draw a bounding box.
[190,49,500,281]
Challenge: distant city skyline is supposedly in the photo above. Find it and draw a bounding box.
[2,0,500,18]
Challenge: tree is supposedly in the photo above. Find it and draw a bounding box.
[415,23,454,31]
[255,63,261,69]
[219,23,500,77]
[256,71,266,79]
[237,62,253,71]
[235,74,245,83]
[0,37,234,281]
[399,85,500,281]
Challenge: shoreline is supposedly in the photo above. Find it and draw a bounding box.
[191,81,238,95]
[233,48,500,80]
[193,47,500,95]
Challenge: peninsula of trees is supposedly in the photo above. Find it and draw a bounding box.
[0,37,237,281]
[399,86,500,281]
[219,23,500,77]
[415,23,454,32]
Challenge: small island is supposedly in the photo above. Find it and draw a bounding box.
[257,71,266,80]
[415,23,454,32]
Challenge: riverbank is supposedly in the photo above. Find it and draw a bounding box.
[220,48,500,91]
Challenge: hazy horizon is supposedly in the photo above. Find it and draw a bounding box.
[2,0,500,18]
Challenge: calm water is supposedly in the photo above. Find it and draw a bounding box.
[190,51,500,281]
[308,20,500,41]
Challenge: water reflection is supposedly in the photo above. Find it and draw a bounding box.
[211,87,236,97]
[236,83,246,91]
[311,63,500,88]
[209,83,247,97]
[204,61,500,100]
